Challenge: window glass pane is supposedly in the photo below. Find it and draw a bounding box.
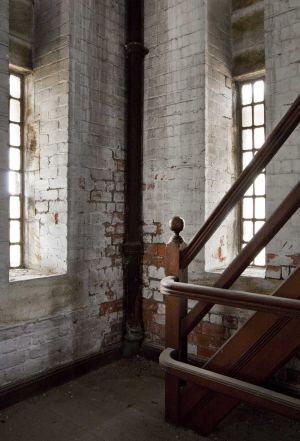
[255,198,265,219]
[10,220,21,244]
[9,148,21,171]
[10,99,21,122]
[243,221,253,242]
[10,75,21,99]
[9,171,21,195]
[243,198,253,219]
[254,174,265,196]
[10,196,21,219]
[254,248,265,266]
[9,123,21,146]
[10,244,21,267]
[242,106,252,127]
[254,104,264,126]
[245,184,253,196]
[253,80,264,103]
[240,79,265,267]
[242,151,253,169]
[9,73,23,270]
[255,221,265,233]
[241,84,252,105]
[242,129,253,150]
[254,127,265,149]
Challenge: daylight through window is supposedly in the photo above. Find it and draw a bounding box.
[9,73,23,268]
[240,79,266,266]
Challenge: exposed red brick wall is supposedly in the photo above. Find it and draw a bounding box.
[142,242,239,359]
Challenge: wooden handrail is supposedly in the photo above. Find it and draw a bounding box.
[182,180,300,336]
[180,94,300,269]
[160,348,300,421]
[161,276,300,318]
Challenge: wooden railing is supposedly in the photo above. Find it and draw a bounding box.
[161,276,300,318]
[161,94,300,429]
[160,273,300,421]
[160,348,300,420]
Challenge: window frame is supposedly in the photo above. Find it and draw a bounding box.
[237,76,266,268]
[9,71,25,269]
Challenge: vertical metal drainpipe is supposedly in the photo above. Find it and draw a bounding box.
[123,0,148,357]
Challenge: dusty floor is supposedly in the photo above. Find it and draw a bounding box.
[0,357,299,441]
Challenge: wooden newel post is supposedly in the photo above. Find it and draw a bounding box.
[164,216,188,423]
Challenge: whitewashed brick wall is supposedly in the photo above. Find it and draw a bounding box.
[0,0,9,287]
[231,0,264,76]
[142,0,300,377]
[0,283,115,385]
[0,0,125,388]
[265,0,300,279]
[142,0,209,346]
[142,0,238,349]
[24,0,69,273]
[1,0,300,392]
[68,0,125,324]
[205,0,236,272]
[143,0,207,269]
[264,0,300,390]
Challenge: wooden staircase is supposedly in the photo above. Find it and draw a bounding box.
[159,95,300,435]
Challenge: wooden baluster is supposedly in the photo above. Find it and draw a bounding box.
[164,216,188,423]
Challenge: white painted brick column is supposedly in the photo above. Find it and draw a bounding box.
[143,0,207,279]
[205,0,235,272]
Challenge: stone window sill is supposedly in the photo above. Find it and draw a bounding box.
[208,266,266,279]
[241,266,266,279]
[9,268,66,283]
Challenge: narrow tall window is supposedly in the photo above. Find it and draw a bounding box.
[9,73,23,268]
[240,79,265,266]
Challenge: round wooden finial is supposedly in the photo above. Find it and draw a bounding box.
[169,216,185,236]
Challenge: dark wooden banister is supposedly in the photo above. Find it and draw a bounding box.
[180,94,300,269]
[160,348,300,421]
[162,266,300,427]
[161,268,300,425]
[161,276,300,318]
[182,180,300,336]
